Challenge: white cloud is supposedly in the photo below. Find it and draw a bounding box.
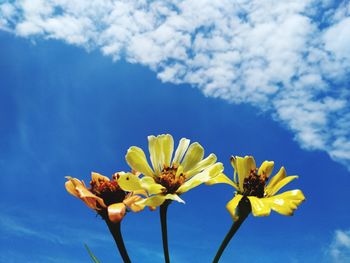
[329,229,350,263]
[0,0,350,170]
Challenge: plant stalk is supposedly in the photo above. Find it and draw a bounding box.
[160,200,171,263]
[105,219,131,263]
[212,198,251,263]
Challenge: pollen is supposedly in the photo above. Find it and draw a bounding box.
[90,180,126,206]
[243,169,267,198]
[156,166,185,194]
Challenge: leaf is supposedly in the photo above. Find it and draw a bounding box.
[84,243,101,263]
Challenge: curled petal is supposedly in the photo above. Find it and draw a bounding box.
[226,194,243,221]
[126,146,155,178]
[65,176,106,210]
[65,177,81,198]
[123,195,145,212]
[258,161,274,178]
[172,138,190,165]
[181,142,204,172]
[108,203,126,223]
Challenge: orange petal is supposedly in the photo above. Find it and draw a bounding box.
[65,179,80,198]
[91,172,110,186]
[123,195,145,212]
[108,203,126,223]
[65,176,106,210]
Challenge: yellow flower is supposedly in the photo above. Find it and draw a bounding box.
[120,134,224,207]
[65,172,145,223]
[208,156,305,220]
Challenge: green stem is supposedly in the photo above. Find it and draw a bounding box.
[212,198,251,263]
[105,219,131,263]
[160,200,171,263]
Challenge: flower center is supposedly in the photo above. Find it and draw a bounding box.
[156,166,185,194]
[243,169,267,198]
[90,180,126,206]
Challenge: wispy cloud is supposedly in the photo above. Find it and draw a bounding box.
[1,0,349,170]
[0,209,109,246]
[328,229,350,263]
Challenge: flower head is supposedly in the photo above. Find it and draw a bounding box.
[121,134,224,207]
[208,155,305,220]
[65,172,145,222]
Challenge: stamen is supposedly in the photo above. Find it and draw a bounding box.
[90,180,126,206]
[243,169,266,198]
[156,165,185,194]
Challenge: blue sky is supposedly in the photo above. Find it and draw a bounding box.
[1,1,350,263]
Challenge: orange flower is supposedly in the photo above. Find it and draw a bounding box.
[65,172,145,223]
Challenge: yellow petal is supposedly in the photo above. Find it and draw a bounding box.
[165,193,185,203]
[258,161,274,178]
[132,189,148,197]
[148,135,163,174]
[230,156,238,184]
[235,156,256,192]
[140,177,165,195]
[172,138,190,165]
[266,176,299,197]
[116,172,143,191]
[248,190,305,217]
[160,134,174,167]
[175,165,184,178]
[265,167,286,195]
[136,194,185,207]
[117,172,164,195]
[108,203,126,223]
[138,195,167,207]
[226,194,243,221]
[65,177,80,198]
[205,173,239,190]
[181,142,204,172]
[247,196,271,216]
[186,153,217,178]
[128,201,145,212]
[126,146,155,177]
[268,190,305,216]
[177,162,223,194]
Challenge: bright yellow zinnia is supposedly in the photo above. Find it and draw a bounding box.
[208,155,305,220]
[119,134,224,207]
[65,172,145,222]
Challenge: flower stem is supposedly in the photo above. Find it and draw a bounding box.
[212,198,251,263]
[160,200,171,263]
[105,219,131,263]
